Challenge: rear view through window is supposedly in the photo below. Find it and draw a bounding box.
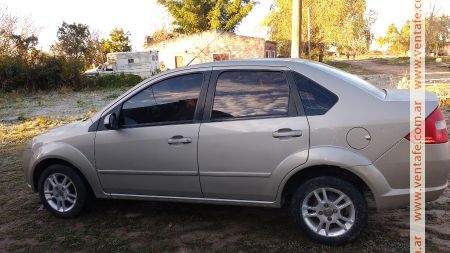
[211,71,289,119]
[293,72,338,116]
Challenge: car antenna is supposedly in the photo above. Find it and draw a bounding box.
[186,30,225,66]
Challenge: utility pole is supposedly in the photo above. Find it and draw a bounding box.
[307,7,311,60]
[291,0,302,58]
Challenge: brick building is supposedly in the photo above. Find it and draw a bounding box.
[144,30,277,69]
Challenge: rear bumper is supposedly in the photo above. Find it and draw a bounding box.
[371,140,450,210]
[375,181,448,210]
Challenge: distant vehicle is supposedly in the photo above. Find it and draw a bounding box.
[24,59,449,245]
[84,51,160,78]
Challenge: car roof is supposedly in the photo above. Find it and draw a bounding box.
[177,58,307,69]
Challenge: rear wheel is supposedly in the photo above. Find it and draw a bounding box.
[291,176,368,245]
[38,164,92,218]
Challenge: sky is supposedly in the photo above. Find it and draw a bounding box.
[2,0,450,51]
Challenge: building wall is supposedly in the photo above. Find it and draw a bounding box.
[145,30,270,70]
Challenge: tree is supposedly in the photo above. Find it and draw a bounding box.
[102,28,132,55]
[52,22,91,59]
[157,0,255,34]
[87,30,105,66]
[377,22,410,55]
[145,28,178,48]
[0,4,38,57]
[10,34,38,57]
[426,14,450,55]
[263,0,375,59]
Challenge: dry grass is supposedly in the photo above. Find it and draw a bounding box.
[0,117,70,145]
[0,111,96,145]
[426,84,450,108]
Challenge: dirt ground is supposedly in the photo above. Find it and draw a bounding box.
[0,60,449,252]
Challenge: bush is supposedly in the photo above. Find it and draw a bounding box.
[0,53,87,92]
[85,73,143,90]
[0,52,144,93]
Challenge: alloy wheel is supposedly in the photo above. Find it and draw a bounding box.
[43,173,77,212]
[301,187,355,237]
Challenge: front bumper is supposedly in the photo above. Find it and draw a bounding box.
[22,147,33,188]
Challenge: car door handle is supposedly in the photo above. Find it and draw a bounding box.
[272,129,302,138]
[168,135,192,145]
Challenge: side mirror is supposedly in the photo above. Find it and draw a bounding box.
[104,113,118,130]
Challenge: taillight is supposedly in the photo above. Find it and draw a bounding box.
[405,107,448,144]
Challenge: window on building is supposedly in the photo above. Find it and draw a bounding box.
[128,59,134,64]
[213,53,230,61]
[265,50,276,58]
[211,71,289,119]
[293,72,338,116]
[120,73,203,126]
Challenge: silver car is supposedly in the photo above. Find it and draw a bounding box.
[22,59,449,245]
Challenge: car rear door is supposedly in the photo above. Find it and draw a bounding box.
[95,68,210,197]
[198,66,310,201]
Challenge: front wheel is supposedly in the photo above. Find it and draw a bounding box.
[291,176,368,245]
[38,164,92,218]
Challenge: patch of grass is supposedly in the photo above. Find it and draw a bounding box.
[76,99,85,107]
[0,117,73,145]
[426,84,450,108]
[104,93,121,101]
[17,113,26,121]
[324,61,376,75]
[370,56,450,66]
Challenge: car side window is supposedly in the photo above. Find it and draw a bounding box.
[120,73,203,126]
[211,71,289,119]
[293,72,338,116]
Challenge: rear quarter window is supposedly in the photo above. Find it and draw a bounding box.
[293,72,338,116]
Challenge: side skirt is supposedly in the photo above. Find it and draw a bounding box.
[107,193,280,208]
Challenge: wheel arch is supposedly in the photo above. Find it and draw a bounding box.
[33,158,90,193]
[29,142,106,198]
[279,165,375,207]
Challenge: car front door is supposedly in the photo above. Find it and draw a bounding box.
[198,67,310,201]
[95,69,210,197]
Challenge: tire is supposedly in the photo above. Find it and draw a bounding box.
[38,164,92,218]
[291,176,368,245]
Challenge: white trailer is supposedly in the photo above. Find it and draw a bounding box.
[85,51,159,79]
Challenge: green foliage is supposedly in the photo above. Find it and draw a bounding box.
[426,14,450,54]
[10,34,38,57]
[262,0,292,56]
[376,22,409,55]
[264,0,375,58]
[86,73,142,90]
[378,14,450,55]
[148,28,178,44]
[157,0,255,34]
[102,28,132,55]
[0,52,87,92]
[50,21,107,69]
[0,52,142,92]
[52,22,91,59]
